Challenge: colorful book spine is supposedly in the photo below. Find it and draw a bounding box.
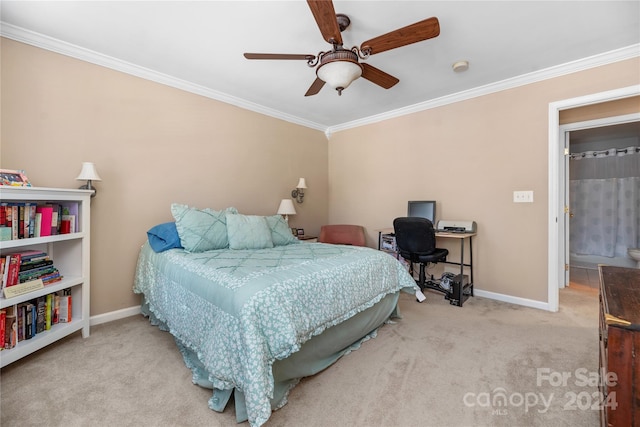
[35,206,53,237]
[45,294,53,330]
[4,305,17,349]
[0,310,5,349]
[61,202,79,233]
[36,297,46,334]
[11,205,18,240]
[28,203,36,238]
[25,303,34,340]
[5,254,21,287]
[58,294,72,323]
[17,304,25,342]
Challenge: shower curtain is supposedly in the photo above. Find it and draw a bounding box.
[569,146,640,258]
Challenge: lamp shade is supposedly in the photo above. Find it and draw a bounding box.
[316,50,362,93]
[76,162,102,181]
[296,178,307,189]
[277,199,297,216]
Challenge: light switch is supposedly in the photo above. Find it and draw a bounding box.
[513,190,534,203]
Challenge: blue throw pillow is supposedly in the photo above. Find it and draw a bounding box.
[147,222,183,252]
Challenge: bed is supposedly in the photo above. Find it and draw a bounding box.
[133,205,417,427]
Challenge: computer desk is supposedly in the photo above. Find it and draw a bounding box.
[376,228,476,307]
[435,231,475,306]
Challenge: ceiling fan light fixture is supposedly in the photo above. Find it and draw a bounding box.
[316,50,363,95]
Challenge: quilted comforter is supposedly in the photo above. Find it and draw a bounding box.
[133,241,416,426]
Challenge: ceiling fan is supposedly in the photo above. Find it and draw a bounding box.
[244,0,440,96]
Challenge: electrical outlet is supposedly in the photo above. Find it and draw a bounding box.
[513,190,534,203]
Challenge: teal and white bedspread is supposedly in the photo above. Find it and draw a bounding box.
[133,241,417,426]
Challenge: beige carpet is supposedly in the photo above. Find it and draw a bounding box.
[0,286,600,427]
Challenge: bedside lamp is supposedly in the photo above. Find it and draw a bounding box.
[76,162,102,197]
[277,199,296,222]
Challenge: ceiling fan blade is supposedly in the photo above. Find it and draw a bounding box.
[307,0,342,45]
[244,53,316,61]
[360,17,440,56]
[361,63,399,89]
[304,77,326,97]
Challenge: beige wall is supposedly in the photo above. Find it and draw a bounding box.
[560,95,640,124]
[0,39,329,315]
[328,58,640,303]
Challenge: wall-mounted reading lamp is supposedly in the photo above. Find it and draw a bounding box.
[291,178,307,204]
[76,162,102,197]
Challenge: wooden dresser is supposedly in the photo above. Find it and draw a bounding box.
[598,265,640,427]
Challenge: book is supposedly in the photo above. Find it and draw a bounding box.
[34,212,42,237]
[0,258,5,288]
[11,205,18,240]
[35,206,53,237]
[1,255,10,290]
[48,204,62,235]
[45,294,53,330]
[53,295,60,325]
[58,294,72,323]
[30,303,37,338]
[61,215,76,233]
[25,303,34,339]
[19,263,55,278]
[0,310,5,349]
[27,203,36,238]
[18,204,24,239]
[17,249,47,261]
[17,303,25,342]
[4,305,17,349]
[4,204,12,236]
[5,254,21,287]
[36,297,46,334]
[61,202,79,232]
[19,258,53,272]
[0,226,11,241]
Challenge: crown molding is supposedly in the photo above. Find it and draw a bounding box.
[327,43,640,135]
[2,22,637,136]
[0,22,327,132]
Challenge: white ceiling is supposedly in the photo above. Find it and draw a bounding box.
[2,1,639,133]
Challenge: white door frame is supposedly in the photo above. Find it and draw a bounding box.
[547,85,640,312]
[559,113,640,287]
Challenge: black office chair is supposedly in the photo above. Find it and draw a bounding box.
[393,217,449,296]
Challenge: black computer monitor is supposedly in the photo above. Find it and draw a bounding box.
[407,200,436,224]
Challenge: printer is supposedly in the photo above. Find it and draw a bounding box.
[437,220,477,233]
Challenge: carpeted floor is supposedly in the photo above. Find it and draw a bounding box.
[0,285,600,427]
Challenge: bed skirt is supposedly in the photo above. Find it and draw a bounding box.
[141,291,400,423]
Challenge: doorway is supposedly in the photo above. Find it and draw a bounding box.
[547,85,640,312]
[563,120,640,290]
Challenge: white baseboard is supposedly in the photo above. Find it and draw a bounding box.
[473,289,551,311]
[90,305,141,326]
[88,290,552,327]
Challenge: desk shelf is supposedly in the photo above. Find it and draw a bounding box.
[377,228,476,307]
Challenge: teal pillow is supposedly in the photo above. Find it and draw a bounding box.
[265,215,299,246]
[171,203,238,252]
[226,213,274,250]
